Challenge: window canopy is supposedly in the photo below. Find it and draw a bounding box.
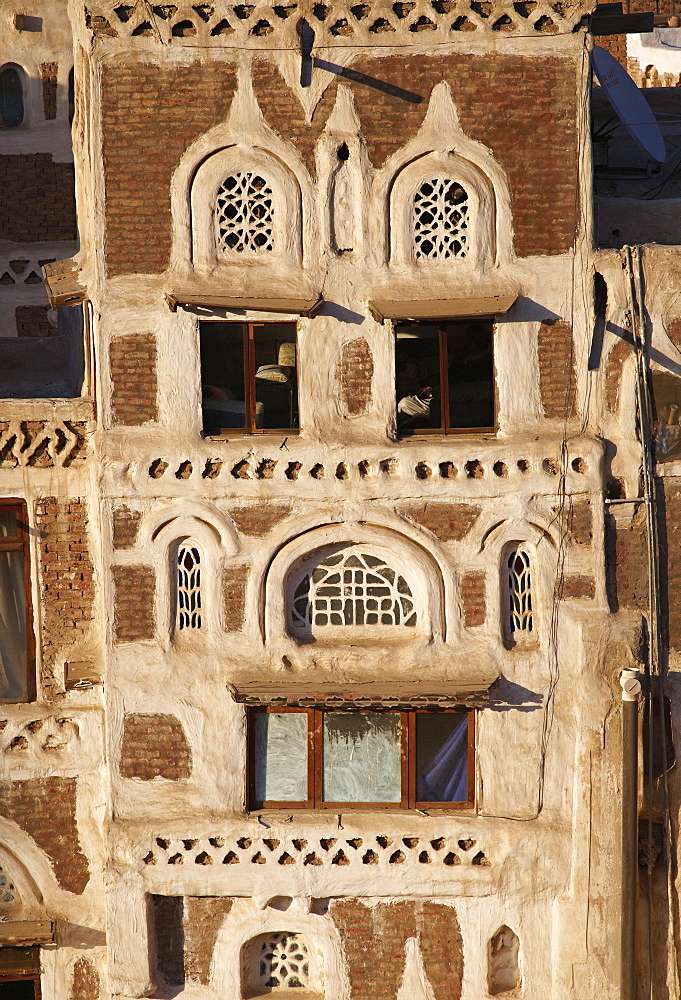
[369,294,517,324]
[166,290,323,317]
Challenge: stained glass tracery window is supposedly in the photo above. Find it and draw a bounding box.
[413,177,469,260]
[216,172,274,253]
[290,551,417,633]
[177,542,202,630]
[507,546,532,635]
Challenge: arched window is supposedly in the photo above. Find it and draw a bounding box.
[177,542,202,630]
[242,932,322,996]
[505,546,533,641]
[290,550,417,635]
[0,66,24,128]
[189,145,302,268]
[413,177,469,260]
[216,173,274,253]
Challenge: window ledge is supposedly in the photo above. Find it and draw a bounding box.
[228,681,492,709]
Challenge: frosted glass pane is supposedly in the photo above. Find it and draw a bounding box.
[416,712,469,803]
[322,712,401,803]
[254,712,307,802]
[0,548,26,701]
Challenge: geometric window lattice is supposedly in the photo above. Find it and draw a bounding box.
[177,543,202,630]
[413,177,469,260]
[256,933,313,991]
[0,865,19,913]
[507,547,533,634]
[291,551,417,632]
[216,173,274,253]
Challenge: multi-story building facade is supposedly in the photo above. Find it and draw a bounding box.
[2,0,681,998]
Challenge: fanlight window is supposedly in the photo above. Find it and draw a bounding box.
[177,542,202,630]
[216,173,274,253]
[291,551,417,633]
[413,177,469,260]
[506,547,533,636]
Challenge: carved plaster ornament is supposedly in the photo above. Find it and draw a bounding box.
[396,937,437,1000]
[321,87,366,254]
[272,42,357,122]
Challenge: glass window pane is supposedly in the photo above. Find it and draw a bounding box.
[0,68,24,128]
[200,323,247,432]
[322,712,401,803]
[254,712,308,802]
[395,324,441,433]
[448,321,494,429]
[416,712,469,803]
[254,324,298,429]
[0,549,27,702]
[0,511,18,538]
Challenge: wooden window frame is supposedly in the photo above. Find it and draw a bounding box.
[200,321,299,436]
[394,319,497,436]
[248,707,475,812]
[0,500,34,703]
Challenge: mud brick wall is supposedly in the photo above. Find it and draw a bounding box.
[152,895,234,987]
[609,504,648,611]
[255,52,580,256]
[567,499,593,547]
[112,506,141,548]
[401,502,481,541]
[102,51,578,274]
[109,333,158,424]
[562,574,596,600]
[336,338,374,416]
[0,154,77,242]
[40,62,58,120]
[101,62,237,275]
[70,958,100,1000]
[0,777,89,893]
[228,504,293,536]
[112,565,155,642]
[538,321,577,419]
[223,565,248,631]
[152,895,185,986]
[36,498,94,692]
[120,714,192,780]
[15,305,54,338]
[184,897,234,983]
[330,899,463,1000]
[605,338,634,413]
[661,480,681,650]
[461,570,486,626]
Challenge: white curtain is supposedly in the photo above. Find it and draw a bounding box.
[0,549,26,700]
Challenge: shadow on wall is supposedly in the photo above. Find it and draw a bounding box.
[0,305,84,398]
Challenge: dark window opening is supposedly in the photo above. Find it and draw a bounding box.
[249,707,474,810]
[0,67,24,128]
[0,980,38,1000]
[200,322,298,434]
[0,501,34,703]
[395,319,495,435]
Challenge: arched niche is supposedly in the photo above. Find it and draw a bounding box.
[242,931,323,997]
[211,902,347,1000]
[190,145,302,270]
[488,925,521,995]
[265,523,445,646]
[390,150,496,270]
[143,511,237,642]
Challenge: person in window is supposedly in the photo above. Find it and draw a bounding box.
[448,322,494,428]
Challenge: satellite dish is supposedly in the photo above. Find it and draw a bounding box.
[592,46,667,163]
